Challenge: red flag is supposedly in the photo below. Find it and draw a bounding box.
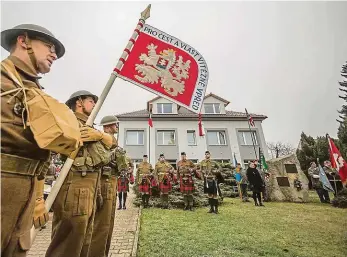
[328,135,347,185]
[148,111,153,128]
[245,108,255,127]
[116,23,209,114]
[198,113,204,137]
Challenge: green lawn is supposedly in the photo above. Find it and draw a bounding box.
[138,192,347,257]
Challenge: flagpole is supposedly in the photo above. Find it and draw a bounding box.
[148,123,151,163]
[245,108,258,160]
[30,4,152,246]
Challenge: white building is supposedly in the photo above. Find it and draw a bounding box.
[116,93,269,168]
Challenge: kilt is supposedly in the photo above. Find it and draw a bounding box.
[204,178,218,195]
[180,176,195,194]
[118,177,129,192]
[139,177,151,194]
[159,179,172,194]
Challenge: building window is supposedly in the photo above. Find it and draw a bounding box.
[157,103,173,114]
[207,131,227,145]
[157,130,175,145]
[187,130,196,145]
[126,130,144,145]
[204,103,220,114]
[238,131,258,145]
[166,159,177,170]
[213,159,231,164]
[243,159,255,169]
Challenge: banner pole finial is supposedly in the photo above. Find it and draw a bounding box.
[141,4,151,20]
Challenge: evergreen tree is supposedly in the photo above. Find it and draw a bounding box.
[337,61,347,123]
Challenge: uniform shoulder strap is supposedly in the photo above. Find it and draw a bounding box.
[1,59,24,88]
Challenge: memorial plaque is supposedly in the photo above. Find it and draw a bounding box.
[285,164,298,173]
[276,177,290,187]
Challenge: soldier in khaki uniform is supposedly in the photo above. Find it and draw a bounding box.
[46,91,116,257]
[154,154,175,209]
[177,152,200,211]
[197,151,222,214]
[105,146,129,255]
[136,154,155,208]
[1,24,66,256]
[89,115,122,257]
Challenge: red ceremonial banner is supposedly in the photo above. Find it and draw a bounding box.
[117,24,209,114]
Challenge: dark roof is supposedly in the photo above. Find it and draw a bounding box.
[117,108,267,121]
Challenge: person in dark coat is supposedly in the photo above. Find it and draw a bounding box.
[246,162,265,207]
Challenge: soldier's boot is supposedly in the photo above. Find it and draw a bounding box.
[183,195,189,210]
[208,198,214,213]
[213,199,219,214]
[145,194,150,208]
[117,193,123,210]
[142,195,146,208]
[160,194,165,209]
[123,192,127,210]
[188,195,194,211]
[164,194,169,209]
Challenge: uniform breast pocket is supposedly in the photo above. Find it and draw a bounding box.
[102,181,113,200]
[72,188,90,216]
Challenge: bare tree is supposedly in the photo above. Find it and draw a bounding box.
[267,142,295,159]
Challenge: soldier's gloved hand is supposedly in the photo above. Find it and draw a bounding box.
[80,126,114,148]
[33,196,49,229]
[97,194,104,210]
[80,126,103,142]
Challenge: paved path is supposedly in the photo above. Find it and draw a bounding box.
[28,187,140,257]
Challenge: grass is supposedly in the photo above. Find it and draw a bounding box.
[138,192,347,257]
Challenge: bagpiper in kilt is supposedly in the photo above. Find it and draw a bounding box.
[197,151,222,214]
[136,154,155,208]
[154,153,175,209]
[117,153,134,210]
[177,152,201,211]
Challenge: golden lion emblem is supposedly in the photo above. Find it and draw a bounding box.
[135,43,191,97]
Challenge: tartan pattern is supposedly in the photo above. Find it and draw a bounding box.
[117,177,129,192]
[204,178,218,195]
[180,176,195,194]
[159,179,172,194]
[139,177,151,194]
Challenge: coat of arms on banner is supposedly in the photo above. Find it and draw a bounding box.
[117,23,209,114]
[135,43,191,97]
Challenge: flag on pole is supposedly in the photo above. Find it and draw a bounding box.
[148,104,153,127]
[261,154,268,170]
[198,113,205,137]
[148,112,153,128]
[115,22,209,114]
[327,135,347,185]
[245,108,255,127]
[318,161,335,192]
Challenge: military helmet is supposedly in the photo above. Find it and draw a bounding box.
[1,24,65,58]
[65,90,98,108]
[100,115,119,126]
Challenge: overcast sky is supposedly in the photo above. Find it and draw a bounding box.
[2,1,347,147]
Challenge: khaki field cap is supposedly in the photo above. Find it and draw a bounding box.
[1,24,65,58]
[100,115,119,126]
[65,90,98,108]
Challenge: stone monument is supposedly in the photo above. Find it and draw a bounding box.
[267,153,309,202]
